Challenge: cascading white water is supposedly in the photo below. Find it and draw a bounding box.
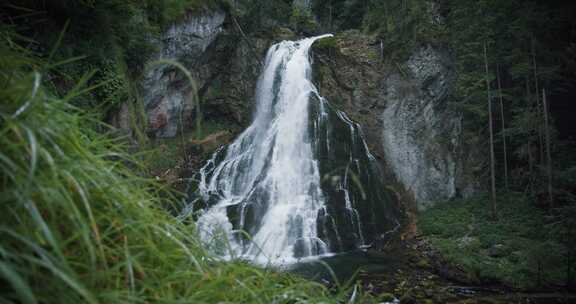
[196,35,334,265]
[193,34,402,266]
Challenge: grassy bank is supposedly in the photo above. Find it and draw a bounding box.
[419,193,574,290]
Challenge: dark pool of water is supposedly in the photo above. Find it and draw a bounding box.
[288,251,576,304]
[288,250,404,284]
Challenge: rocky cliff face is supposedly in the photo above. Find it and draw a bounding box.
[313,31,480,210]
[129,8,479,210]
[138,11,304,140]
[381,46,479,210]
[142,11,227,138]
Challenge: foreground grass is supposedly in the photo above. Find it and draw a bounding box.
[0,33,368,303]
[419,194,572,290]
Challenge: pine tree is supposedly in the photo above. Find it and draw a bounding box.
[542,89,553,207]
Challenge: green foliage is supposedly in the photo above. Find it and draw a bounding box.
[420,194,571,289]
[290,5,319,34]
[1,0,225,120]
[94,60,129,107]
[440,0,574,195]
[144,0,223,29]
[232,0,293,34]
[312,0,370,31]
[362,0,447,60]
[1,0,157,141]
[313,36,338,50]
[310,0,447,60]
[0,28,364,304]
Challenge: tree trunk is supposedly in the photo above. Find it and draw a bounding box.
[567,251,574,288]
[329,0,333,31]
[496,64,509,190]
[542,89,553,207]
[532,39,545,166]
[484,42,497,220]
[526,76,534,192]
[537,260,543,287]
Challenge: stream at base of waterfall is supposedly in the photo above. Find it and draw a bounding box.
[189,35,400,266]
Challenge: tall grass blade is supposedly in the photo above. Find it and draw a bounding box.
[23,127,38,184]
[48,20,69,63]
[12,72,40,118]
[0,260,37,304]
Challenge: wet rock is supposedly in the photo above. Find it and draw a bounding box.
[189,130,232,153]
[399,291,417,304]
[477,298,500,304]
[433,293,459,303]
[273,27,297,41]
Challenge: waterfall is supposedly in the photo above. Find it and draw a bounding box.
[192,35,400,265]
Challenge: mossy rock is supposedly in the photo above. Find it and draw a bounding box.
[273,27,297,41]
[313,36,338,50]
[378,292,396,302]
[416,258,431,269]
